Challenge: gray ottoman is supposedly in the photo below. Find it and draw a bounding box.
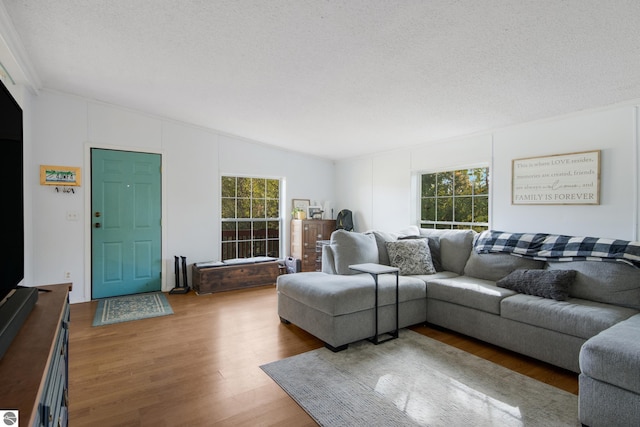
[579,313,640,427]
[276,272,427,351]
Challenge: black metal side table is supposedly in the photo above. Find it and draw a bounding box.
[349,263,400,344]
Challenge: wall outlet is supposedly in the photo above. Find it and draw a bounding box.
[66,211,79,221]
[65,271,71,279]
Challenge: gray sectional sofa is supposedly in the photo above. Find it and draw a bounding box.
[276,226,640,427]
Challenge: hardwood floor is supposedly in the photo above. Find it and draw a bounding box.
[69,285,578,426]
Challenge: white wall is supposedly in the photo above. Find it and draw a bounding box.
[161,121,220,281]
[336,134,492,232]
[335,103,640,241]
[27,90,334,303]
[371,152,412,232]
[334,156,373,231]
[31,92,87,299]
[492,106,637,238]
[23,88,640,303]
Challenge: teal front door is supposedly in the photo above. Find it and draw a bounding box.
[91,149,162,299]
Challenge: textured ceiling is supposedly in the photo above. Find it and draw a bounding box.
[2,0,640,160]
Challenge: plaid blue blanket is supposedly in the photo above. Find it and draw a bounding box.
[474,230,640,268]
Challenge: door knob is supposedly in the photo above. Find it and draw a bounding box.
[95,212,101,217]
[94,223,101,228]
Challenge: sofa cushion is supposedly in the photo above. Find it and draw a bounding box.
[501,294,637,339]
[419,229,476,274]
[386,239,436,275]
[580,313,640,395]
[546,261,640,310]
[464,250,545,282]
[369,230,396,266]
[426,276,516,314]
[276,272,427,316]
[330,230,379,275]
[410,271,459,282]
[496,269,576,301]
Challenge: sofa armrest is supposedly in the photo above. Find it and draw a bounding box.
[322,245,337,274]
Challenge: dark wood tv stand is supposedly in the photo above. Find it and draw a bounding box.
[0,283,71,426]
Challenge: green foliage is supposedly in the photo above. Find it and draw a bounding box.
[267,200,279,218]
[420,167,489,229]
[252,178,265,198]
[252,200,265,218]
[221,198,236,219]
[221,176,282,260]
[238,199,251,218]
[237,177,251,198]
[221,176,236,197]
[437,197,452,221]
[421,174,436,197]
[421,197,436,221]
[454,197,472,222]
[266,179,279,198]
[474,196,489,223]
[437,171,453,196]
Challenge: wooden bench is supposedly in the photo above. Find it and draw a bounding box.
[192,260,281,294]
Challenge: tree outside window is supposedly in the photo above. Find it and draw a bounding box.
[420,167,489,232]
[221,176,281,260]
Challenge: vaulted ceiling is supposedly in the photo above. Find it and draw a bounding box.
[2,1,640,160]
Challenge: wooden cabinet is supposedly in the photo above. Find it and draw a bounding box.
[0,283,71,427]
[290,219,336,272]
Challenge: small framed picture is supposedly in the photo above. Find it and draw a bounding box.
[40,165,82,186]
[292,199,310,219]
[292,199,310,212]
[307,206,323,219]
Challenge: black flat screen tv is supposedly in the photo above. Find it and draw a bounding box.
[0,79,24,303]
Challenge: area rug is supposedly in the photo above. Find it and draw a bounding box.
[261,329,579,426]
[92,292,173,326]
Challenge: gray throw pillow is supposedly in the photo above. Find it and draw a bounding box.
[398,235,442,272]
[330,230,379,275]
[496,269,577,301]
[369,230,397,266]
[386,239,436,275]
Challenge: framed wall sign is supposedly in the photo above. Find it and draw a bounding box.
[40,165,82,186]
[512,150,600,205]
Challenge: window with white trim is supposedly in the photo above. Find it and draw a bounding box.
[221,176,281,260]
[419,167,489,231]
